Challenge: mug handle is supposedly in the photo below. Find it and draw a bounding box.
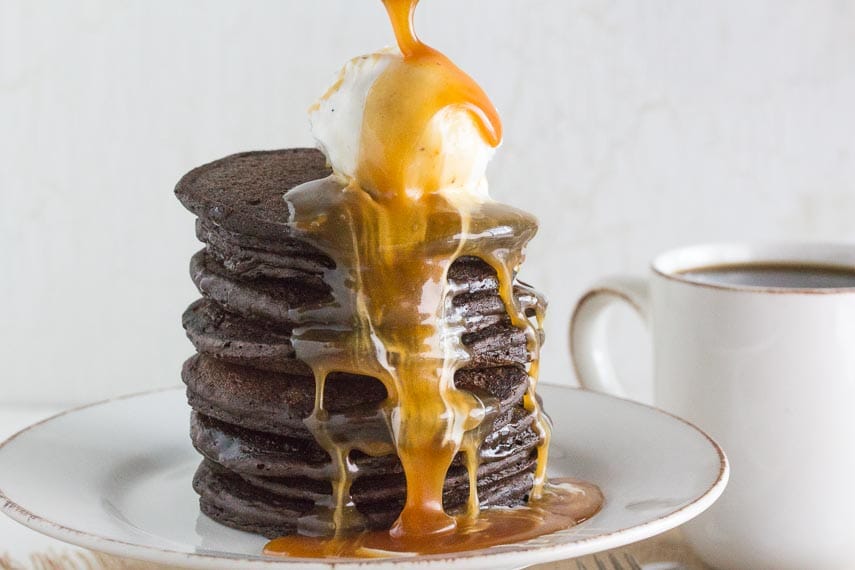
[569,276,651,398]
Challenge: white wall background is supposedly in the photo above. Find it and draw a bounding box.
[2,0,854,405]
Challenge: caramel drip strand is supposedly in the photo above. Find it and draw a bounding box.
[477,253,551,499]
[382,0,419,57]
[516,282,551,496]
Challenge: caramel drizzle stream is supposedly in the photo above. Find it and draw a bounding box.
[267,0,552,551]
[382,0,501,144]
[357,0,502,198]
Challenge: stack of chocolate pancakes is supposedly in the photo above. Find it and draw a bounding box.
[176,148,548,539]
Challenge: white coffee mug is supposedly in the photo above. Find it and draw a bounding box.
[570,243,855,569]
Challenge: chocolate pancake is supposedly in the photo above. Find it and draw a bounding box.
[194,451,536,538]
[183,354,530,437]
[182,355,389,434]
[190,405,539,480]
[177,149,549,540]
[175,148,331,244]
[183,296,531,375]
[189,249,331,326]
[197,218,335,279]
[182,298,310,375]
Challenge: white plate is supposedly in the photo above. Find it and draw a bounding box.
[0,386,727,569]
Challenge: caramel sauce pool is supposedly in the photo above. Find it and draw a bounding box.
[264,0,602,557]
[265,479,603,558]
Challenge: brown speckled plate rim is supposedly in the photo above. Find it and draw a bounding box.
[0,386,728,569]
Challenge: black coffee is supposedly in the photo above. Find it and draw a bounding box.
[679,262,855,289]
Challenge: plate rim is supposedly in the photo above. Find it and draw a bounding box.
[0,386,729,569]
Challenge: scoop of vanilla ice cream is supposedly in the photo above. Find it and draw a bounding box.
[309,50,393,183]
[309,49,495,198]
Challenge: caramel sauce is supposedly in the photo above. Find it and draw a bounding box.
[265,479,603,558]
[357,0,502,197]
[263,0,601,557]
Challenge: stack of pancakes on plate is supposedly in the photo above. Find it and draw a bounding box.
[175,148,546,538]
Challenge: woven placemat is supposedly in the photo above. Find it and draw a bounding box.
[1,530,709,570]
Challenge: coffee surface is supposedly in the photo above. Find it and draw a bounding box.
[679,262,855,289]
